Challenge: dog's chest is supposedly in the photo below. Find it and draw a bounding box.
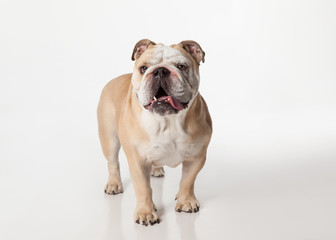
[141,114,196,167]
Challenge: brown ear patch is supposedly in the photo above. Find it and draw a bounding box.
[179,40,205,63]
[131,39,156,61]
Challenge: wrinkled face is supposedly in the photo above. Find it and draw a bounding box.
[132,44,201,116]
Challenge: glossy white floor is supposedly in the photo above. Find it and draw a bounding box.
[1,107,335,240]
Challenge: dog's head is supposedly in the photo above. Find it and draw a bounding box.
[131,39,205,116]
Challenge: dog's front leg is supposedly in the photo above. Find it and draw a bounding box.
[129,158,160,226]
[175,155,206,213]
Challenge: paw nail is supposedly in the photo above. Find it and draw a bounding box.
[136,220,140,224]
[177,209,181,212]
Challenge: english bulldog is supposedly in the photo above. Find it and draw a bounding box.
[97,39,212,226]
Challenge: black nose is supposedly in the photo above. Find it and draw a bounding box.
[153,67,170,78]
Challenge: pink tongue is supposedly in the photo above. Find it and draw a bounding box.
[158,96,184,110]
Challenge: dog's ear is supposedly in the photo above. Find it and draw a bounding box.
[179,40,205,63]
[131,39,156,61]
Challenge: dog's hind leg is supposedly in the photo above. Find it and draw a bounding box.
[98,88,123,195]
[102,134,123,195]
[151,166,165,177]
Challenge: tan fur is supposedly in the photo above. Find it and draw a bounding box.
[97,41,212,226]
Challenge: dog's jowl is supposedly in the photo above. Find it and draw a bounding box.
[97,39,212,226]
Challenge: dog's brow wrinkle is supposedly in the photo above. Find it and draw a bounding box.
[152,45,164,64]
[162,46,181,63]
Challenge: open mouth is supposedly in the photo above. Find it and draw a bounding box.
[144,86,188,111]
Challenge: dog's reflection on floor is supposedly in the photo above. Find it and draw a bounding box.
[176,209,198,240]
[105,193,124,239]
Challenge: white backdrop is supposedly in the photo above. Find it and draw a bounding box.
[1,0,336,239]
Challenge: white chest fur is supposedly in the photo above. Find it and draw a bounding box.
[141,111,196,168]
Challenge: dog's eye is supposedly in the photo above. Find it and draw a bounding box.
[140,66,148,74]
[177,65,187,71]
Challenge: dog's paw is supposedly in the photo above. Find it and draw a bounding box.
[104,181,123,195]
[175,196,200,213]
[134,207,160,226]
[151,167,165,177]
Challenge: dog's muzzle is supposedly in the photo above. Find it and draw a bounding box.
[144,67,189,115]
